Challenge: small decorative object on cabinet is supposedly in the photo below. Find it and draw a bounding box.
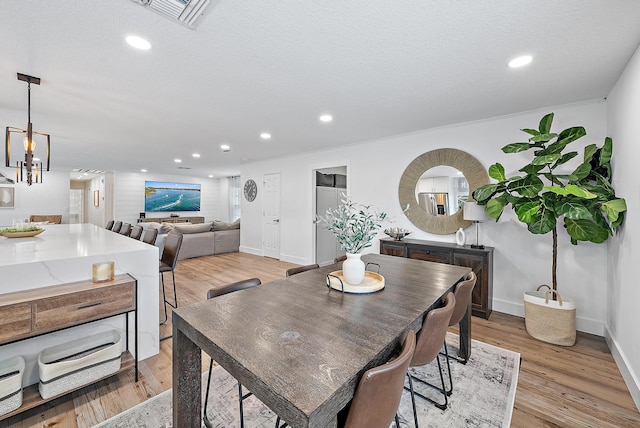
[455,227,466,246]
[380,238,493,319]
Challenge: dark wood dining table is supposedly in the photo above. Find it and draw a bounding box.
[172,253,472,428]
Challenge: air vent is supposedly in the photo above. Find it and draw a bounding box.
[131,0,217,29]
[177,166,192,170]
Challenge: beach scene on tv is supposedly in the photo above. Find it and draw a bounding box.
[144,181,201,212]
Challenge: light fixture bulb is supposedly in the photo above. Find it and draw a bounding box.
[508,55,533,68]
[23,136,36,152]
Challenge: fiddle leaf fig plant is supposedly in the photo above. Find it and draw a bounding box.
[473,113,627,291]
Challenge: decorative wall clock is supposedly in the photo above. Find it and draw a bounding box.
[244,179,257,202]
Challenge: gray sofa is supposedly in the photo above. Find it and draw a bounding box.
[141,220,240,260]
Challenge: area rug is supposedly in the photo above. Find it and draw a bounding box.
[94,333,519,428]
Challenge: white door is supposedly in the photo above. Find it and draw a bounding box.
[69,189,84,224]
[263,173,281,259]
[316,187,342,266]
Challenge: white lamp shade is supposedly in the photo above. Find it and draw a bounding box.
[463,201,491,222]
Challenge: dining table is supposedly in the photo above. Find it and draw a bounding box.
[172,253,472,428]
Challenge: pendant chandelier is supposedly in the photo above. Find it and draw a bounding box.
[5,73,51,186]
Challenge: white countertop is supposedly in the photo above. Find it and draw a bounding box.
[0,223,151,267]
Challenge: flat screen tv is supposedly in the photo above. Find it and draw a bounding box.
[144,181,201,212]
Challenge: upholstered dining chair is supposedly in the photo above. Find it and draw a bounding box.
[111,221,122,233]
[129,225,143,240]
[159,232,183,325]
[285,264,319,277]
[442,271,477,395]
[406,293,455,428]
[142,227,158,245]
[276,330,416,428]
[203,278,262,428]
[119,223,132,236]
[106,220,114,230]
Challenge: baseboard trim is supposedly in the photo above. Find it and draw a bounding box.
[239,246,263,256]
[278,254,309,265]
[604,326,640,412]
[492,298,604,336]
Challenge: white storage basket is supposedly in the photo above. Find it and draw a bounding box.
[38,330,122,399]
[0,356,25,417]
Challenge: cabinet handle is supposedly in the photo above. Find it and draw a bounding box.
[78,302,102,310]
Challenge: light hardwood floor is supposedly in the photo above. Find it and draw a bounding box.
[2,252,639,427]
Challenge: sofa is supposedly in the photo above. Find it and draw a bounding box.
[140,220,240,260]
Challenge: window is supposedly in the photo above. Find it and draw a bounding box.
[229,176,241,221]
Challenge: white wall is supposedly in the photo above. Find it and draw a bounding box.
[605,44,640,410]
[0,168,70,226]
[240,100,610,335]
[112,171,230,225]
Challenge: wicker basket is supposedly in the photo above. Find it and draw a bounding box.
[524,285,576,346]
[38,330,122,399]
[0,356,25,417]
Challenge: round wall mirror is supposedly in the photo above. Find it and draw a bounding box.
[399,148,489,234]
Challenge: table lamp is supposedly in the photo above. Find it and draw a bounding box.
[463,201,491,249]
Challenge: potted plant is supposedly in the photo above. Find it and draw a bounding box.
[472,113,627,345]
[318,197,387,284]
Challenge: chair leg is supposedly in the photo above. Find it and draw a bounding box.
[404,356,449,411]
[203,359,214,428]
[159,272,169,325]
[395,414,401,427]
[406,373,419,428]
[274,416,288,428]
[238,382,245,428]
[443,341,453,396]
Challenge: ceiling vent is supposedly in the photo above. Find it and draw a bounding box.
[132,0,217,29]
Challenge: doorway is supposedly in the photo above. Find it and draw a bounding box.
[262,173,281,259]
[314,166,347,266]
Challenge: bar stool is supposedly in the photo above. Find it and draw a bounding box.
[111,221,122,233]
[106,220,114,230]
[142,228,158,245]
[119,223,132,236]
[129,225,143,240]
[159,232,183,325]
[203,278,262,428]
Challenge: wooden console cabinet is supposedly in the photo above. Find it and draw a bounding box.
[0,274,138,421]
[138,216,204,224]
[380,238,493,319]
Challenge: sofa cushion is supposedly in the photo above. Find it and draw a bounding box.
[214,229,240,254]
[173,222,213,234]
[160,222,175,234]
[177,232,216,260]
[140,221,162,231]
[212,220,240,231]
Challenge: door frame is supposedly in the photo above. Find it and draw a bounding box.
[262,172,281,259]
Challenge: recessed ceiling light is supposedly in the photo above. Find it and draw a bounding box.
[508,55,533,68]
[260,133,271,140]
[174,158,182,163]
[192,153,200,158]
[141,169,147,173]
[83,173,88,176]
[125,35,152,50]
[208,174,214,178]
[220,144,230,152]
[319,114,333,123]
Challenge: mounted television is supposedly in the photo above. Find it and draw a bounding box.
[144,181,201,212]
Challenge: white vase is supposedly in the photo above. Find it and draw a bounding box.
[455,227,466,246]
[342,253,365,285]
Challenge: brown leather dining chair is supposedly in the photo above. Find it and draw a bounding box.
[276,330,416,428]
[111,221,122,233]
[285,264,319,277]
[203,278,262,428]
[142,228,158,245]
[119,223,132,236]
[159,232,183,325]
[442,271,477,395]
[129,225,143,240]
[106,220,114,230]
[406,293,455,428]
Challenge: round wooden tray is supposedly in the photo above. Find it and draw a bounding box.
[0,229,44,238]
[326,270,385,294]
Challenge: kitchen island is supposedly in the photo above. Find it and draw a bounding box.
[0,223,159,386]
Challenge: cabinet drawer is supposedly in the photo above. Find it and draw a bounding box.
[408,247,452,264]
[35,283,135,333]
[0,303,32,344]
[380,242,407,257]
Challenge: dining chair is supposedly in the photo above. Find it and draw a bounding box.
[129,225,143,240]
[159,232,183,325]
[442,271,476,395]
[203,278,262,428]
[276,330,416,428]
[111,221,122,233]
[406,292,455,427]
[285,264,319,277]
[119,222,132,236]
[106,220,114,230]
[142,227,158,245]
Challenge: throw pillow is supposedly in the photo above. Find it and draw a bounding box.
[173,222,213,234]
[140,221,162,230]
[212,219,240,231]
[160,222,175,234]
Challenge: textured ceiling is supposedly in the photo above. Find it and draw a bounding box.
[2,0,640,179]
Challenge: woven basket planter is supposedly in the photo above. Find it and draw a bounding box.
[524,285,576,346]
[0,356,25,417]
[38,330,122,399]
